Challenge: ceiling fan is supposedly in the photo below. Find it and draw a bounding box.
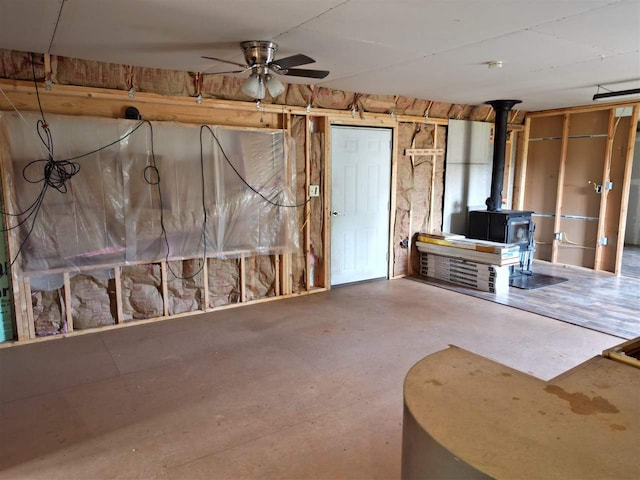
[202,40,330,99]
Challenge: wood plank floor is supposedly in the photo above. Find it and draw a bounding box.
[622,244,640,279]
[412,259,640,339]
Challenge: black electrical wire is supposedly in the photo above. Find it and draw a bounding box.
[2,60,299,274]
[201,125,310,208]
[0,56,152,267]
[140,121,208,281]
[0,55,75,267]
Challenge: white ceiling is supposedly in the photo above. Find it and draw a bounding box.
[1,0,639,111]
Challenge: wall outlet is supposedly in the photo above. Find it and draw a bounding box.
[309,185,320,197]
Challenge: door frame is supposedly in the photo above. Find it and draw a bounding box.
[325,119,398,288]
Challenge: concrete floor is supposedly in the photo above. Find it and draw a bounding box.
[0,279,622,479]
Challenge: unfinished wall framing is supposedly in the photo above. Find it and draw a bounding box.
[515,102,639,273]
[0,49,526,346]
[0,77,446,346]
[0,88,335,346]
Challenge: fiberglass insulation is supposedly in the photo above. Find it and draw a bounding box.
[393,123,446,277]
[32,289,65,336]
[70,273,115,329]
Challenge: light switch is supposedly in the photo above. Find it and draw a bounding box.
[309,185,320,197]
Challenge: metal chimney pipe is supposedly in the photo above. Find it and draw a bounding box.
[485,99,521,211]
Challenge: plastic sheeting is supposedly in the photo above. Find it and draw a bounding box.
[0,112,298,286]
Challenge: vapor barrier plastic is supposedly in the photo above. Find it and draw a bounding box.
[0,112,298,288]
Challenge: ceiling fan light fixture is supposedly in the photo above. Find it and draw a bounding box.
[241,73,265,99]
[265,74,285,97]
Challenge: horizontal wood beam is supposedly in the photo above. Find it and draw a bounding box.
[0,79,453,126]
[526,100,640,118]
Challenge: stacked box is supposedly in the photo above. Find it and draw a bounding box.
[415,240,520,266]
[420,253,510,294]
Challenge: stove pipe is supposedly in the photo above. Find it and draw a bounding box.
[485,99,521,211]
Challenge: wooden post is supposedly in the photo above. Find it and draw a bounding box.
[503,131,514,209]
[12,279,25,341]
[552,114,570,263]
[321,117,331,289]
[406,129,415,277]
[202,257,209,310]
[160,261,169,317]
[429,125,439,232]
[514,118,531,210]
[305,116,312,291]
[283,112,293,295]
[114,266,124,324]
[23,277,35,339]
[594,109,617,270]
[63,272,73,333]
[274,254,280,296]
[0,130,27,341]
[44,54,52,82]
[388,124,399,279]
[240,256,246,302]
[614,105,639,274]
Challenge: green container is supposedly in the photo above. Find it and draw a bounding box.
[0,219,13,342]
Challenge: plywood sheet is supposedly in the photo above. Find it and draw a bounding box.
[568,110,609,136]
[533,215,554,261]
[524,139,561,213]
[556,217,598,268]
[556,245,596,269]
[562,137,606,217]
[529,115,563,139]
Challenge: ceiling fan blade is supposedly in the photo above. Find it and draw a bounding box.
[201,56,247,68]
[206,69,248,75]
[281,68,330,79]
[270,54,315,70]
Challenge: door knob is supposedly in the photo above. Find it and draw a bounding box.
[331,211,342,216]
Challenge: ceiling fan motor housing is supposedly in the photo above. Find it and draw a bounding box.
[241,40,278,68]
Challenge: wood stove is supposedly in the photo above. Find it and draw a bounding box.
[468,209,535,272]
[466,100,535,274]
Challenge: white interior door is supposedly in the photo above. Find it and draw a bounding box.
[330,126,392,286]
